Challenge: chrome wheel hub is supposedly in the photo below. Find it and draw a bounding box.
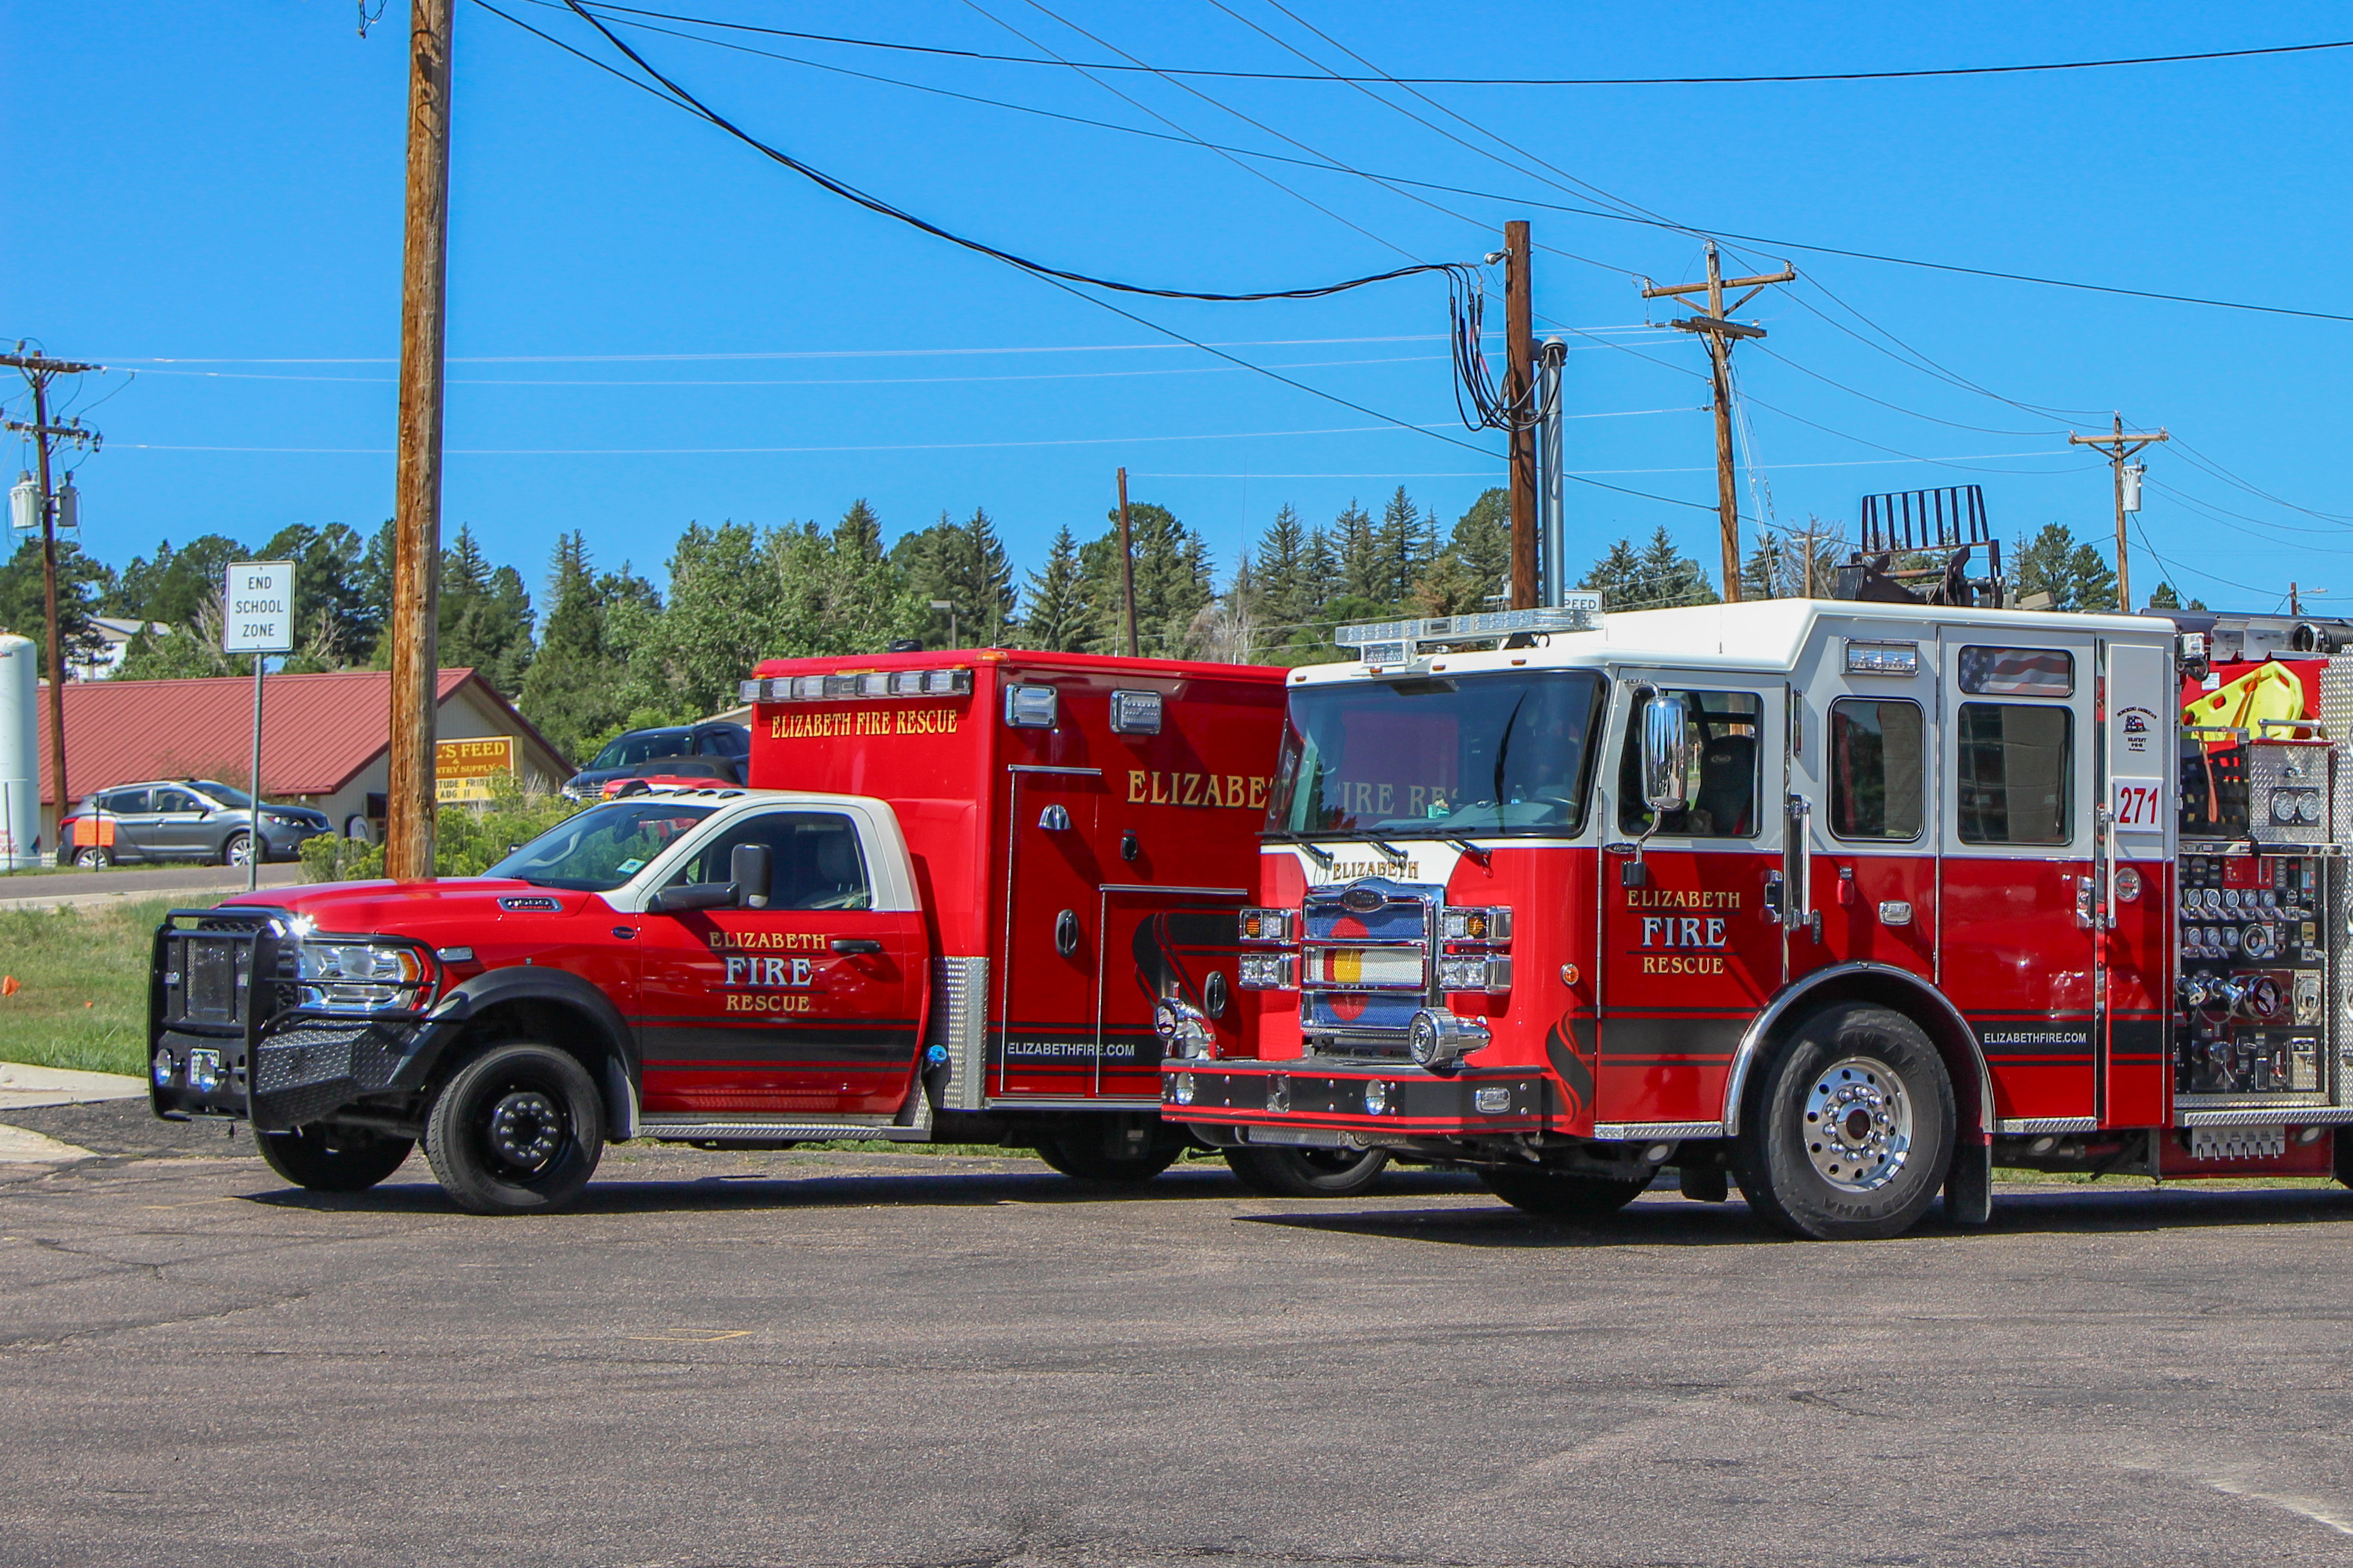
[488,1090,564,1170]
[1801,1055,1911,1193]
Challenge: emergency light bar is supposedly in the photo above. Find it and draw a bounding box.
[1334,598,1602,664]
[739,668,975,705]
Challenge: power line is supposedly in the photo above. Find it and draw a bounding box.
[553,7,2353,87]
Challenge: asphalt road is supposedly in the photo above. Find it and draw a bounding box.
[0,862,306,903]
[6,1103,2353,1568]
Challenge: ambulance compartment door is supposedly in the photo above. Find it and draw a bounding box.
[634,808,925,1119]
[997,767,1106,1100]
[2100,636,2174,1127]
[1938,632,2100,1129]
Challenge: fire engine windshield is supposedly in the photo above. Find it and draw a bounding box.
[1266,671,1605,840]
[486,800,717,891]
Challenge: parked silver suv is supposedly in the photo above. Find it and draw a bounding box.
[56,779,331,869]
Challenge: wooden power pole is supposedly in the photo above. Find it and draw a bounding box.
[387,0,454,881]
[2069,413,2167,613]
[2,349,101,850]
[1641,242,1794,604]
[1505,220,1538,610]
[1116,467,1140,658]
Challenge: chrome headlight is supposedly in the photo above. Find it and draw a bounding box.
[296,941,432,1013]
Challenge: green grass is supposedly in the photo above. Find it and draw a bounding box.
[0,897,187,1077]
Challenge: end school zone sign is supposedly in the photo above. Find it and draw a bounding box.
[223,561,295,655]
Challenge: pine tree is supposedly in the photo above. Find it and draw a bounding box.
[519,533,655,765]
[437,525,536,695]
[258,522,374,669]
[3,536,117,677]
[1373,486,1422,603]
[1252,503,1309,636]
[1579,528,1717,610]
[1021,525,1088,651]
[1332,499,1379,605]
[2014,522,2117,612]
[1411,487,1510,614]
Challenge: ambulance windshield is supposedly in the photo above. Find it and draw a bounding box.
[488,800,717,891]
[1265,670,1605,840]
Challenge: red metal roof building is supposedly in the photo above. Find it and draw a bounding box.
[32,668,571,848]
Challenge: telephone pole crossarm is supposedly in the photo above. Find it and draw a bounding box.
[2068,415,2169,612]
[1637,244,1795,603]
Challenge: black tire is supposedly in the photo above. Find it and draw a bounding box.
[222,831,253,867]
[1733,1001,1955,1241]
[1033,1131,1183,1183]
[73,846,111,869]
[255,1126,415,1192]
[1225,1145,1391,1197]
[425,1043,605,1214]
[2335,1128,2353,1190]
[1477,1165,1650,1219]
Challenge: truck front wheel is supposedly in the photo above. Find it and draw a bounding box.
[426,1043,605,1214]
[1478,1167,1648,1219]
[255,1126,414,1192]
[1734,1001,1954,1241]
[1225,1145,1390,1197]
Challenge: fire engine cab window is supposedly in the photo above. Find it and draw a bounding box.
[1617,691,1763,838]
[676,813,872,911]
[1958,646,2072,698]
[1955,703,2072,845]
[1265,671,1604,839]
[1829,699,1925,841]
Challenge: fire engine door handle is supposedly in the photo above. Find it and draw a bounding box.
[2074,876,2097,931]
[1784,794,1817,941]
[831,938,883,956]
[1763,870,1784,924]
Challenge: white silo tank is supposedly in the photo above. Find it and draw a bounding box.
[0,635,38,870]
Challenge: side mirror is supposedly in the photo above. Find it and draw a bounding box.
[729,842,772,910]
[1640,694,1694,815]
[647,881,737,915]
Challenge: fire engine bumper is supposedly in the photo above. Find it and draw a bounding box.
[1160,1059,1553,1143]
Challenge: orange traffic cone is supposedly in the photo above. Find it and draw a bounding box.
[1,976,19,997]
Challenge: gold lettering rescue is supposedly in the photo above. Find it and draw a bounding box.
[1129,770,1273,810]
[769,708,959,739]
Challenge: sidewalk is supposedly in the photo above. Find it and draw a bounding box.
[0,1063,147,1163]
[0,862,306,913]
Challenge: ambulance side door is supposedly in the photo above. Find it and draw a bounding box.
[633,807,926,1120]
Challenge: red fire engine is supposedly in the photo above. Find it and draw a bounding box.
[148,650,1380,1212]
[1161,599,2353,1239]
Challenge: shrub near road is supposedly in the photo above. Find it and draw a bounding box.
[0,898,182,1077]
[301,782,591,881]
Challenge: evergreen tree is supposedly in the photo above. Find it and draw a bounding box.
[257,522,374,669]
[1075,499,1213,656]
[519,533,657,765]
[438,525,536,695]
[1372,486,1423,603]
[2145,581,2207,612]
[1252,503,1311,634]
[110,534,246,629]
[1332,499,1379,605]
[890,505,1018,647]
[1410,487,1510,614]
[1,536,114,677]
[2014,523,2117,612]
[1021,525,1088,652]
[1579,527,1717,610]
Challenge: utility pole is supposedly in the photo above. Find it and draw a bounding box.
[3,349,101,851]
[1505,220,1538,610]
[1640,242,1795,604]
[387,0,454,882]
[1116,467,1140,658]
[2068,413,2167,613]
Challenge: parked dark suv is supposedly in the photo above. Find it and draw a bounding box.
[58,779,331,869]
[561,722,749,800]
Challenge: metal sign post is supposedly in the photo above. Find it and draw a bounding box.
[224,561,295,891]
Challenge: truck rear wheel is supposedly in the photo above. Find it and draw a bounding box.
[426,1043,605,1214]
[1477,1167,1649,1219]
[1225,1145,1390,1197]
[255,1126,414,1193]
[1734,1001,1954,1241]
[1033,1129,1183,1183]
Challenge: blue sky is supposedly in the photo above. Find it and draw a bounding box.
[5,1,2350,615]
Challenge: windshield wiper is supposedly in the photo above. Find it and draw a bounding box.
[1366,839,1413,869]
[1446,837,1491,867]
[1292,840,1334,870]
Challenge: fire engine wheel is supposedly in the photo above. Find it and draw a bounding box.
[1735,1001,1955,1241]
[255,1126,415,1193]
[1224,1145,1391,1197]
[1477,1166,1649,1219]
[426,1043,605,1214]
[1033,1133,1183,1183]
[73,846,111,869]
